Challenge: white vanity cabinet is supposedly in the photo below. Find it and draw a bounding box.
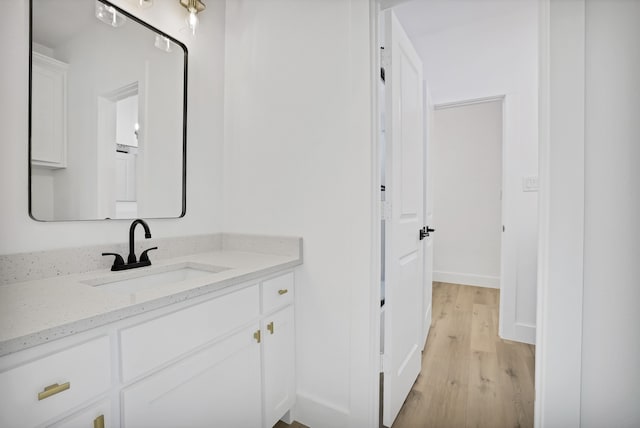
[0,270,297,428]
[0,336,111,428]
[31,52,68,169]
[51,400,112,428]
[118,284,261,383]
[121,325,263,428]
[120,272,297,428]
[119,283,264,427]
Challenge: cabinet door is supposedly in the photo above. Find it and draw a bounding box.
[122,325,262,428]
[50,399,112,428]
[0,336,111,428]
[262,306,295,428]
[115,152,136,202]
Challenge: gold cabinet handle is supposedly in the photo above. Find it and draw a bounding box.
[94,415,105,428]
[38,382,70,401]
[253,329,261,343]
[267,321,274,334]
[278,289,288,295]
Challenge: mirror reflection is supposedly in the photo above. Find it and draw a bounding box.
[30,0,187,221]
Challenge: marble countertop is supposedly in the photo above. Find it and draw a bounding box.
[0,247,302,357]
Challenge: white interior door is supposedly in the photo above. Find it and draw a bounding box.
[383,10,425,427]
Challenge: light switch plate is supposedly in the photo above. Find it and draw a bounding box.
[522,176,539,192]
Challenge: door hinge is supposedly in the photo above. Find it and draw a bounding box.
[381,201,391,220]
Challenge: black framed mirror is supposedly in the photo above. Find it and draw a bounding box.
[29,0,187,221]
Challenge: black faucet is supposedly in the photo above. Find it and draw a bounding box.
[102,219,158,271]
[128,218,152,263]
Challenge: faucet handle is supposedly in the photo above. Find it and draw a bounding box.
[102,253,125,270]
[140,247,158,263]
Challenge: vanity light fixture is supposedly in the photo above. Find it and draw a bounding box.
[137,0,153,9]
[154,35,173,52]
[95,1,126,28]
[179,0,206,35]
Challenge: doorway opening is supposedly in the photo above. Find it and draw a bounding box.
[431,97,505,292]
[373,1,540,426]
[96,81,141,219]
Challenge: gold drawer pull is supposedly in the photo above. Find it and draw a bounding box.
[278,289,288,295]
[253,329,261,343]
[267,321,274,334]
[94,414,105,428]
[38,382,70,401]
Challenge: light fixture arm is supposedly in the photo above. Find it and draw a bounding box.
[179,0,205,14]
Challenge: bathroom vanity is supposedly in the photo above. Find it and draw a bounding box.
[0,235,302,428]
[14,1,301,426]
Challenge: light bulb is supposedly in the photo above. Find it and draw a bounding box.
[95,2,125,28]
[187,9,199,35]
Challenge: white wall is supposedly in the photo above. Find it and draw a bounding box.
[0,0,225,254]
[537,1,640,426]
[432,100,503,288]
[395,0,539,343]
[51,17,183,220]
[581,0,640,425]
[223,1,376,426]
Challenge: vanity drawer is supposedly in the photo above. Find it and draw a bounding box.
[120,284,260,382]
[0,336,111,428]
[262,272,294,313]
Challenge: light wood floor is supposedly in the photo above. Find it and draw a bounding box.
[274,421,307,428]
[390,282,535,428]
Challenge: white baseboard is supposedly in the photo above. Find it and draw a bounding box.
[433,271,500,289]
[514,322,536,344]
[500,322,536,345]
[295,391,350,428]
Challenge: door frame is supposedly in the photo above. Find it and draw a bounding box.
[369,1,575,427]
[368,3,382,428]
[433,94,508,298]
[535,0,585,426]
[432,95,510,337]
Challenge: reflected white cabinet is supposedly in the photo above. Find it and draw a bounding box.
[122,325,262,428]
[31,52,67,169]
[115,152,137,202]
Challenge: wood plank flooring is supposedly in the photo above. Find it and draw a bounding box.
[390,282,535,428]
[274,421,307,428]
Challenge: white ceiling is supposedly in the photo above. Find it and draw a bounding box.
[32,0,97,49]
[389,0,527,39]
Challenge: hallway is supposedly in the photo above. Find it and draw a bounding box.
[391,283,535,428]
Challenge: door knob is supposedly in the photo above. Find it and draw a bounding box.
[419,227,427,240]
[419,226,436,240]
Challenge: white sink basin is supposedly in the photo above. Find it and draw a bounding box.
[84,263,229,295]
